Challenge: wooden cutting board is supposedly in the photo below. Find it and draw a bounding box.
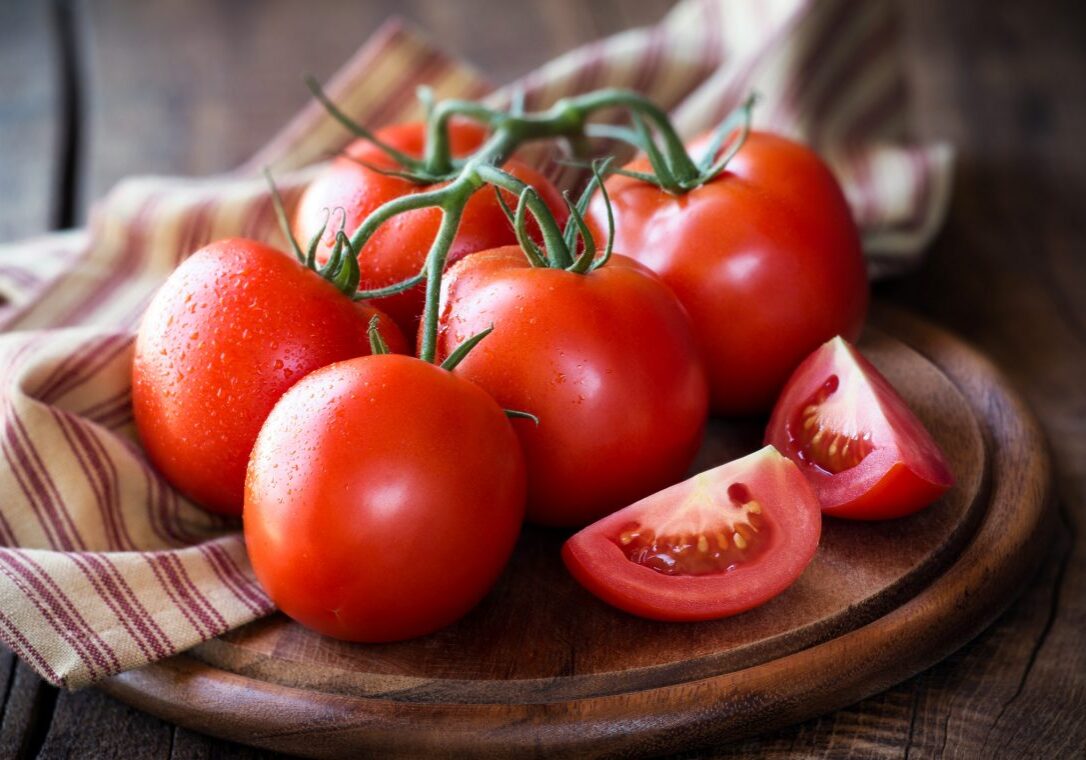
[100,306,1054,758]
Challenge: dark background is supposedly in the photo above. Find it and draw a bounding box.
[1,0,1084,757]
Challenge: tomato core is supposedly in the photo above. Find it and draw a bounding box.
[613,473,770,576]
[790,373,875,475]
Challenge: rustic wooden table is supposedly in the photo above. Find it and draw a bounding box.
[1,1,1083,757]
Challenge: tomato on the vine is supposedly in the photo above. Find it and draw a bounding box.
[244,353,526,642]
[435,246,709,527]
[765,336,953,520]
[133,238,405,516]
[562,446,821,621]
[294,121,567,340]
[589,131,869,415]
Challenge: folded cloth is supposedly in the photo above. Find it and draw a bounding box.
[0,0,952,689]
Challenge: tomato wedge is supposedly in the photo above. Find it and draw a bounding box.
[765,336,954,520]
[562,447,821,622]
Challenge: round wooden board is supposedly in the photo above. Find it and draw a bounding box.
[101,306,1054,758]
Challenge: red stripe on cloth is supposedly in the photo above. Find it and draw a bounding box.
[240,193,275,243]
[34,333,125,404]
[78,385,132,424]
[107,429,184,548]
[4,405,86,551]
[70,553,172,663]
[0,550,120,678]
[810,6,898,147]
[174,198,218,268]
[55,195,161,328]
[700,0,724,74]
[1,244,86,327]
[840,75,909,229]
[0,607,65,687]
[49,408,124,550]
[36,334,132,408]
[96,405,133,431]
[844,66,907,147]
[62,409,137,550]
[364,48,454,131]
[198,542,272,618]
[0,501,17,546]
[631,24,666,96]
[133,434,201,547]
[776,0,851,127]
[0,337,79,549]
[162,552,229,631]
[143,552,220,640]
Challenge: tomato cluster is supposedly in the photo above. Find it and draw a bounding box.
[133,88,953,640]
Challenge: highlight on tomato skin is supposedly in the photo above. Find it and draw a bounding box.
[132,238,407,516]
[433,246,709,529]
[562,446,822,622]
[765,336,955,521]
[243,354,527,643]
[588,130,869,416]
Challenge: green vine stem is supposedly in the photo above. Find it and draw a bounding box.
[305,80,747,366]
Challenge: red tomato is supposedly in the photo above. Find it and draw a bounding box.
[562,446,821,621]
[244,354,526,642]
[435,246,709,527]
[765,336,954,520]
[589,131,869,415]
[133,238,405,516]
[294,121,567,340]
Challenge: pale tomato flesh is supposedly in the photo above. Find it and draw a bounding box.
[766,336,954,520]
[562,447,822,621]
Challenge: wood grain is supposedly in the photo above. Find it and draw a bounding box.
[188,325,984,703]
[99,310,1052,758]
[1,0,1084,757]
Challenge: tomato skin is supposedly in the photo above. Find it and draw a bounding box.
[294,121,567,340]
[765,336,954,520]
[434,246,709,527]
[562,446,821,621]
[589,131,869,415]
[244,354,526,642]
[132,238,405,516]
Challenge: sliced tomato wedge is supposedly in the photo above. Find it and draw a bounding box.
[561,447,821,622]
[765,336,954,520]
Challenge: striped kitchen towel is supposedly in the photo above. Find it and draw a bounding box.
[0,0,952,688]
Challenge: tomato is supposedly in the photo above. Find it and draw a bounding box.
[435,246,709,527]
[294,121,567,340]
[589,131,869,415]
[244,354,526,642]
[562,446,821,621]
[133,238,405,516]
[765,336,954,520]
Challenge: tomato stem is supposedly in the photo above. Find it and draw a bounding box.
[305,75,430,176]
[418,200,466,364]
[263,168,305,263]
[504,408,540,425]
[439,324,494,371]
[367,314,390,355]
[306,82,738,364]
[475,164,570,267]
